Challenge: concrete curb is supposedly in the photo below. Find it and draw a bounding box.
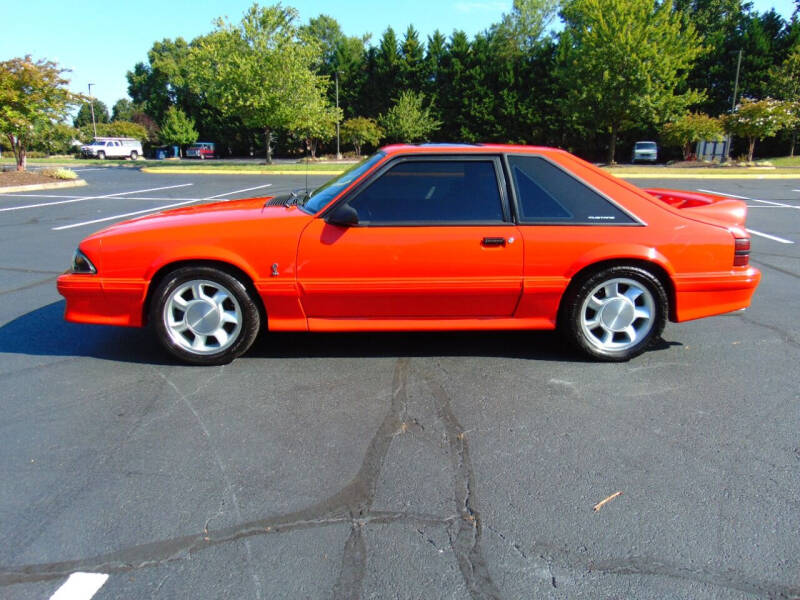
[141,167,343,176]
[0,179,88,193]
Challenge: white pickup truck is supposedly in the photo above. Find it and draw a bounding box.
[80,137,143,160]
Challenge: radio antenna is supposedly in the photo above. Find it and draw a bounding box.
[304,138,310,197]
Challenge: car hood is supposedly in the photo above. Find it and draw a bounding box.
[85,196,305,240]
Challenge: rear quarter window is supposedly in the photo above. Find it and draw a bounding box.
[508,155,637,225]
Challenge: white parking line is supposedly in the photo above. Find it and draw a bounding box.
[52,199,201,231]
[51,184,273,231]
[49,572,108,600]
[696,188,751,200]
[0,183,193,212]
[0,193,85,199]
[206,183,274,198]
[697,188,799,208]
[746,228,795,244]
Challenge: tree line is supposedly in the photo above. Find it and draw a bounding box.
[3,0,800,169]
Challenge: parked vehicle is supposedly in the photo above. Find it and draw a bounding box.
[58,144,760,365]
[186,142,216,159]
[632,141,658,163]
[80,137,142,160]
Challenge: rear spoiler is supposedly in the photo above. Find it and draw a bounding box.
[644,188,747,228]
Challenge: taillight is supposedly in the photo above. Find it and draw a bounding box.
[734,237,750,267]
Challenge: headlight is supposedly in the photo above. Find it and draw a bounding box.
[71,248,97,274]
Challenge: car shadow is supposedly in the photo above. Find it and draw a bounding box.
[1,301,679,364]
[0,301,169,364]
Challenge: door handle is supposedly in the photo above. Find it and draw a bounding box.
[481,237,506,247]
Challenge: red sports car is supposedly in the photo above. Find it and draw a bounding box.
[57,144,761,364]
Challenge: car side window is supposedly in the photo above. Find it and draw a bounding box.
[347,160,505,224]
[508,155,636,224]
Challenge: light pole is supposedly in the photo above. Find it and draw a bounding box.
[87,83,97,139]
[335,71,342,160]
[725,50,743,162]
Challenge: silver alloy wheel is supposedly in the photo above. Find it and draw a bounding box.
[579,277,655,351]
[163,279,243,355]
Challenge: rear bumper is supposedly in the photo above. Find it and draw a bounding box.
[673,267,761,322]
[57,274,148,327]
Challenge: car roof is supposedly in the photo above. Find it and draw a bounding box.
[378,143,569,157]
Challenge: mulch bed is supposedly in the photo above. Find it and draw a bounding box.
[0,170,60,187]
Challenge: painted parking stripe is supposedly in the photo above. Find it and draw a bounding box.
[746,228,794,244]
[49,572,108,600]
[52,199,201,230]
[0,183,193,212]
[696,188,799,209]
[51,184,273,231]
[205,183,273,198]
[696,188,751,200]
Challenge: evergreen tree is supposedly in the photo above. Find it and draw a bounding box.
[159,106,198,156]
[73,99,109,128]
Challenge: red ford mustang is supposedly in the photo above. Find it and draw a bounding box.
[57,144,761,364]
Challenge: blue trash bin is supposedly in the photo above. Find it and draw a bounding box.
[172,146,179,158]
[156,150,166,160]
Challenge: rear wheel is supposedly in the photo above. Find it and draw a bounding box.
[151,266,260,365]
[130,150,138,160]
[562,266,667,361]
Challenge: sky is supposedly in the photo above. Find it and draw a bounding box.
[1,0,795,112]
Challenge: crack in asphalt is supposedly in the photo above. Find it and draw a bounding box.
[732,313,800,349]
[2,357,799,599]
[751,258,800,280]
[0,275,58,296]
[154,366,263,600]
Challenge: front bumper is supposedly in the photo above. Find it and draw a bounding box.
[57,273,148,327]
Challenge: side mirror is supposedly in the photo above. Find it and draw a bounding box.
[324,203,359,227]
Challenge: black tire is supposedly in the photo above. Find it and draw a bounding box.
[130,150,138,160]
[561,266,667,362]
[97,151,105,160]
[150,266,260,365]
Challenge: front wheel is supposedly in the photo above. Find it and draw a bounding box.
[151,266,260,365]
[561,266,667,361]
[96,151,105,160]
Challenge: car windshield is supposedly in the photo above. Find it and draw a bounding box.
[91,141,106,146]
[300,152,386,214]
[635,142,656,150]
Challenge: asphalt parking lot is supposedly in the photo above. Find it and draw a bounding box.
[1,166,798,600]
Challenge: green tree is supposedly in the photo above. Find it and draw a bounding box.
[159,106,198,156]
[73,98,109,128]
[187,3,330,163]
[111,98,135,122]
[31,122,78,155]
[127,37,193,124]
[78,121,149,144]
[301,15,368,119]
[492,0,562,53]
[341,117,383,155]
[558,0,706,163]
[0,55,77,170]
[723,97,797,161]
[380,91,441,142]
[769,44,800,155]
[293,100,341,157]
[661,113,724,159]
[399,25,425,91]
